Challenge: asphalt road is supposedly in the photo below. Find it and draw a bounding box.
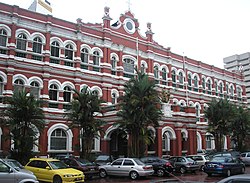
[85,166,250,183]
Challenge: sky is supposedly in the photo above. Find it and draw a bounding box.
[1,0,250,69]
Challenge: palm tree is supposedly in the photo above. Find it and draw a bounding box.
[230,106,250,151]
[117,71,162,157]
[66,87,105,160]
[1,90,45,164]
[204,98,235,151]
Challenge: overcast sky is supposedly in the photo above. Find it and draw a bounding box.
[1,0,250,69]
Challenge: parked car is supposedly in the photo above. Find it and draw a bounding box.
[240,152,250,166]
[1,158,34,175]
[211,151,241,159]
[94,154,114,166]
[99,157,154,180]
[140,156,174,177]
[54,154,75,160]
[25,158,85,183]
[197,149,206,155]
[61,157,99,179]
[203,156,245,177]
[168,156,199,174]
[217,174,250,183]
[0,159,38,183]
[186,155,209,171]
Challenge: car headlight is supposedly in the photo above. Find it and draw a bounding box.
[63,174,74,177]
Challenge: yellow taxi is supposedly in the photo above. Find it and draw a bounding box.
[24,158,84,183]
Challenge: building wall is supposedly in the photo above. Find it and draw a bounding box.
[224,52,250,105]
[0,2,246,158]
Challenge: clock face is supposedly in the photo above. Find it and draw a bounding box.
[123,18,135,34]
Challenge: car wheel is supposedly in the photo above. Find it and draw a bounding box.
[156,169,165,177]
[207,173,212,176]
[53,175,62,183]
[180,166,186,174]
[226,169,231,177]
[200,165,205,171]
[129,171,139,180]
[99,169,107,178]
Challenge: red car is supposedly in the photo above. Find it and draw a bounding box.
[60,157,99,179]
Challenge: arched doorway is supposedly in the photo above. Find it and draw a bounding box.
[109,129,128,159]
[162,126,176,156]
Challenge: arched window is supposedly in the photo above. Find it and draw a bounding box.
[50,129,67,150]
[30,81,40,99]
[141,63,146,74]
[178,72,184,88]
[188,74,192,90]
[65,44,73,60]
[171,70,176,87]
[196,105,200,122]
[93,51,100,65]
[215,81,218,96]
[111,92,117,104]
[162,131,171,152]
[219,83,223,97]
[226,84,229,96]
[0,29,7,47]
[237,87,242,101]
[230,85,234,99]
[50,41,60,57]
[0,77,3,102]
[194,76,198,92]
[16,33,27,50]
[93,51,100,72]
[111,56,117,75]
[123,58,135,78]
[154,66,159,84]
[32,37,42,54]
[207,80,212,95]
[14,79,25,92]
[162,68,167,85]
[80,48,89,70]
[63,86,71,102]
[49,84,58,101]
[92,90,99,97]
[202,78,206,93]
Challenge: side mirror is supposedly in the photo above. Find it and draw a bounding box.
[45,166,51,170]
[8,168,13,173]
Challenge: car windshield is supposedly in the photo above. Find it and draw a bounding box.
[49,161,68,169]
[77,159,93,166]
[6,160,23,170]
[211,157,228,163]
[96,156,109,161]
[186,158,194,162]
[133,158,144,165]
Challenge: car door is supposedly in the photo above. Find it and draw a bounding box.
[120,159,135,176]
[36,160,53,181]
[0,161,14,183]
[107,159,123,176]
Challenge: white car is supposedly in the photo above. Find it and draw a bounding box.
[99,157,154,180]
[186,154,210,171]
[0,159,38,183]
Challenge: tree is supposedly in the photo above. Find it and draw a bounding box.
[66,87,105,160]
[0,90,45,164]
[117,71,162,157]
[230,106,250,151]
[204,98,235,151]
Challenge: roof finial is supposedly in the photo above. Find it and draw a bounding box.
[126,0,132,11]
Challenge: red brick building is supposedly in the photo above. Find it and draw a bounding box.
[0,2,246,158]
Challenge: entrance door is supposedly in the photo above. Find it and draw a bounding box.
[110,129,127,159]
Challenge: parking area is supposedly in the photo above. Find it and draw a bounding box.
[85,166,250,183]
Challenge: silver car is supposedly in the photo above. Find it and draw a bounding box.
[99,157,154,180]
[240,152,250,165]
[0,159,38,183]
